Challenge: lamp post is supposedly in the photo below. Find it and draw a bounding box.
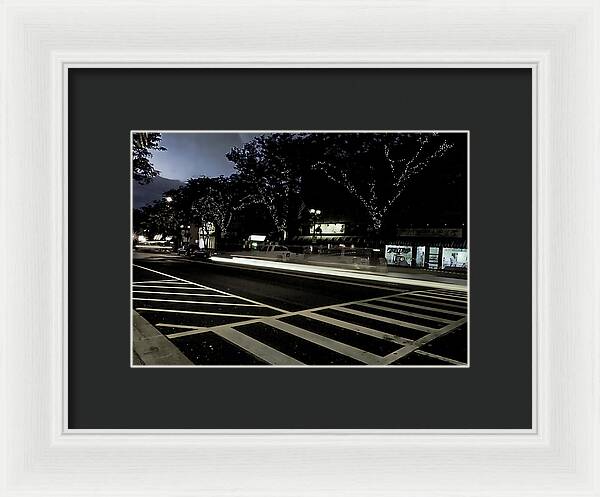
[162,195,176,250]
[309,208,322,245]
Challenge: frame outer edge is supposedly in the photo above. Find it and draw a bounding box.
[2,0,600,495]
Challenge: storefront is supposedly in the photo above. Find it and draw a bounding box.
[385,234,467,271]
[247,234,267,250]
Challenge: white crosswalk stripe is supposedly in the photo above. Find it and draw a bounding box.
[299,311,411,346]
[330,306,433,332]
[378,298,466,316]
[263,318,385,365]
[408,292,468,304]
[133,285,219,290]
[136,308,266,318]
[392,295,467,310]
[355,302,454,324]
[133,291,237,297]
[215,327,303,365]
[133,298,261,306]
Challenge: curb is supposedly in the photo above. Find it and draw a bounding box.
[132,310,193,366]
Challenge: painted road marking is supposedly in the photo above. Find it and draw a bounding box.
[135,308,266,318]
[132,285,212,290]
[331,306,433,332]
[379,298,466,316]
[133,265,468,366]
[215,327,303,365]
[358,302,454,324]
[133,298,261,306]
[394,295,467,310]
[133,264,287,313]
[133,290,235,297]
[414,349,463,365]
[422,289,467,297]
[161,292,412,339]
[409,292,469,304]
[419,293,468,303]
[156,323,202,330]
[380,318,467,364]
[263,318,384,365]
[298,311,411,346]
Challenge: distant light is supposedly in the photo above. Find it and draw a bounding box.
[138,235,146,242]
[165,196,173,203]
[316,209,321,215]
[180,225,184,228]
[309,208,315,214]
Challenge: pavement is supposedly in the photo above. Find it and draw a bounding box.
[131,251,468,366]
[132,310,192,365]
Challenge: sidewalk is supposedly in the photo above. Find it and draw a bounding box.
[132,310,192,366]
[210,254,467,290]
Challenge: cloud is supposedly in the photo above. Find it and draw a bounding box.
[150,132,257,181]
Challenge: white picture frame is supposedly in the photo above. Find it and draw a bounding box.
[1,0,598,495]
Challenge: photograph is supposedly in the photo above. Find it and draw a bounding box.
[131,131,469,366]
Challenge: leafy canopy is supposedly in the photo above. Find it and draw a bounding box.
[132,132,166,184]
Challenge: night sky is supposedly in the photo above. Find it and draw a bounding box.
[150,132,261,180]
[134,131,467,229]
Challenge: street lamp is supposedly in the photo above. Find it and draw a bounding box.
[309,208,322,244]
[161,195,175,249]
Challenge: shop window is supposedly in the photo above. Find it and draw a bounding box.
[428,247,440,269]
[442,247,468,269]
[415,246,425,267]
[385,245,412,266]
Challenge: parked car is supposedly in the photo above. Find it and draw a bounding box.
[261,244,291,260]
[177,244,212,260]
[190,248,211,260]
[135,240,173,253]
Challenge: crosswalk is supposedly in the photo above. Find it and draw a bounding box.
[132,265,468,366]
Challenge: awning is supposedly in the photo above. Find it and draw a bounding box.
[289,236,466,248]
[291,235,364,244]
[388,238,467,248]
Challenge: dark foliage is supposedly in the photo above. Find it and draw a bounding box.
[132,132,166,184]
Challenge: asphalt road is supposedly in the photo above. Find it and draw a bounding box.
[132,252,468,366]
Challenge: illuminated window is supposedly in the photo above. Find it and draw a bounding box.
[442,248,468,269]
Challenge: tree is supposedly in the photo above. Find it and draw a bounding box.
[132,132,166,184]
[226,134,306,239]
[199,175,253,237]
[307,133,454,233]
[134,199,177,238]
[182,175,253,246]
